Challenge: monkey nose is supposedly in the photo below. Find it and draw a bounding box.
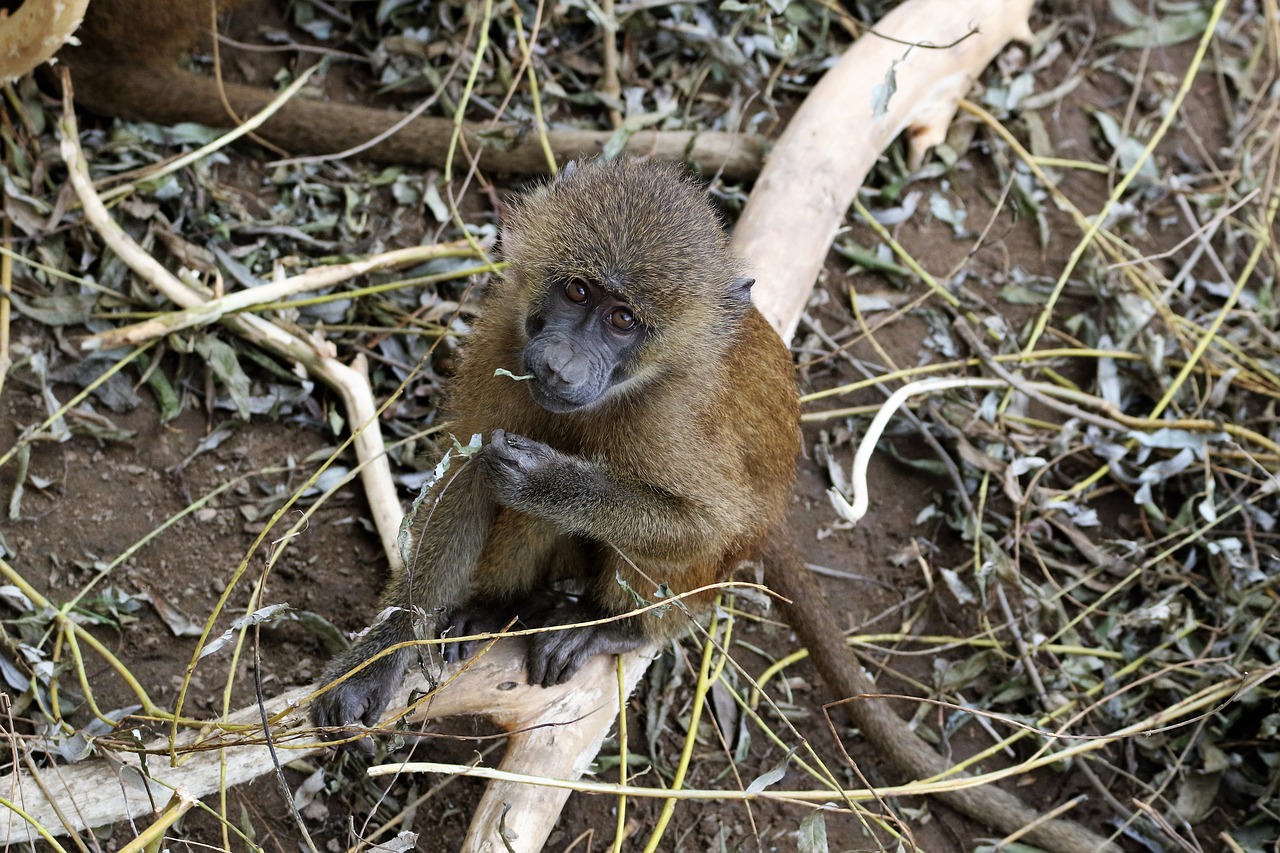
[544,349,589,387]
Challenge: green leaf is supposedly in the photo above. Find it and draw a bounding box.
[1092,110,1159,180]
[195,334,254,420]
[998,283,1050,305]
[746,746,796,794]
[398,437,481,568]
[870,60,898,118]
[199,604,294,659]
[291,610,353,656]
[141,356,183,423]
[7,445,29,521]
[1109,0,1209,47]
[7,291,96,326]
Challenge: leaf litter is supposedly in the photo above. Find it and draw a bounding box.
[0,1,1278,851]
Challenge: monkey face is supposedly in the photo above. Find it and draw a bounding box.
[520,277,647,413]
[497,158,760,414]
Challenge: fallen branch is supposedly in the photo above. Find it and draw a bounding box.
[0,643,652,850]
[81,241,483,351]
[738,0,1036,341]
[65,60,764,180]
[737,3,1126,850]
[0,0,90,83]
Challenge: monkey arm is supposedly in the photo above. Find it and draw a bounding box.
[397,458,498,608]
[481,430,735,560]
[311,460,497,731]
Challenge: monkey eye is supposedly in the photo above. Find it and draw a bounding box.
[564,279,590,304]
[607,307,638,332]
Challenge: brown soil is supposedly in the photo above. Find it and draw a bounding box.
[2,333,967,851]
[1,0,1262,851]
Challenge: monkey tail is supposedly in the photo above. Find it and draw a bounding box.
[762,533,1120,853]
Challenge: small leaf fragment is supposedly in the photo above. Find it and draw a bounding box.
[746,746,797,795]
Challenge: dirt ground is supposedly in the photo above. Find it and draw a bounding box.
[2,0,1276,851]
[2,331,974,851]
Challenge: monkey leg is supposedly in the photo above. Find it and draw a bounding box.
[312,610,416,733]
[524,551,714,688]
[441,511,578,664]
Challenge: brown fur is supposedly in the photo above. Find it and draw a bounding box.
[447,161,797,623]
[70,0,240,65]
[311,160,797,726]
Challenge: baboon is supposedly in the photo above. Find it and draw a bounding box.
[311,157,799,724]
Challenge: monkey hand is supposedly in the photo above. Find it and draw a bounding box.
[439,605,522,664]
[310,645,411,740]
[481,429,570,507]
[527,605,646,688]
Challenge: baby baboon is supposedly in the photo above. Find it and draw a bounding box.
[311,158,799,726]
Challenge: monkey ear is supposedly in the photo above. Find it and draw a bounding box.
[731,277,755,302]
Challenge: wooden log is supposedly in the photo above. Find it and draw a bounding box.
[65,61,765,181]
[0,0,90,83]
[737,0,1036,340]
[0,643,651,850]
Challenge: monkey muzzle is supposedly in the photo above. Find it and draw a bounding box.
[523,338,611,413]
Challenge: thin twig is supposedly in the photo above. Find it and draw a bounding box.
[58,73,402,571]
[601,0,623,130]
[81,241,480,350]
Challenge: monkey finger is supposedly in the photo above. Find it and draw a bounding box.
[552,636,594,686]
[526,630,562,687]
[441,607,516,664]
[525,646,548,688]
[480,438,528,480]
[440,638,464,664]
[531,628,581,688]
[542,653,572,688]
[312,690,381,752]
[489,428,536,453]
[442,634,496,663]
[494,429,530,447]
[438,618,466,664]
[487,431,552,469]
[312,698,362,741]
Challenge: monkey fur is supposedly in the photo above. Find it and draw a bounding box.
[42,5,1111,847]
[311,158,799,724]
[763,538,1120,852]
[311,159,1119,853]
